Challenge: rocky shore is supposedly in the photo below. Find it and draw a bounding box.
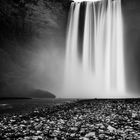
[0,99,140,140]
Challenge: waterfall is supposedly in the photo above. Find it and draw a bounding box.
[64,0,126,97]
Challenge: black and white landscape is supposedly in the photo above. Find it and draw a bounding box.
[0,0,140,139]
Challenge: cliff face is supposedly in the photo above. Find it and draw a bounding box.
[0,0,71,97]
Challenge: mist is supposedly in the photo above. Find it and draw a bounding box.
[0,0,69,98]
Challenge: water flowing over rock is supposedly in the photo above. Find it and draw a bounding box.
[64,0,126,97]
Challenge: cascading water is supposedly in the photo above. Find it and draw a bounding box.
[64,0,126,98]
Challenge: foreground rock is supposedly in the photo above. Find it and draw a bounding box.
[0,99,140,139]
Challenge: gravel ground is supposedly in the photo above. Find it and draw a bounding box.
[0,99,140,140]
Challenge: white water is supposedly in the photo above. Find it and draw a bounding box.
[64,0,126,98]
